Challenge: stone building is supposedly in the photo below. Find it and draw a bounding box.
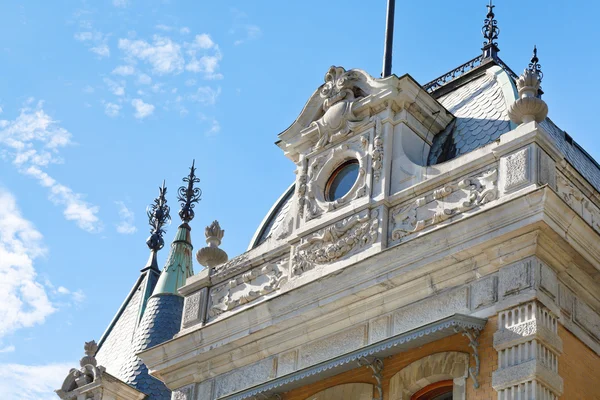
[56,3,600,400]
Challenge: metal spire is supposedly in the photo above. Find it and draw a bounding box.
[382,0,396,77]
[146,180,171,252]
[482,0,500,59]
[528,45,543,80]
[177,160,202,224]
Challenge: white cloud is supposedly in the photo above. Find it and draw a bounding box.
[0,188,55,338]
[0,106,3,114]
[185,78,196,86]
[90,44,110,58]
[193,33,215,49]
[205,119,221,136]
[118,35,185,75]
[75,31,110,58]
[131,99,155,119]
[103,78,125,96]
[137,73,152,85]
[0,362,74,400]
[112,65,135,76]
[113,0,129,7]
[180,27,190,35]
[104,102,121,117]
[155,24,172,32]
[55,286,85,304]
[115,201,136,234]
[0,345,15,353]
[190,86,221,105]
[233,25,262,46]
[0,102,102,233]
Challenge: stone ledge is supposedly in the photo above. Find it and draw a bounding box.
[492,359,563,395]
[493,323,563,354]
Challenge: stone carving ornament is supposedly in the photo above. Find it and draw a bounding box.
[209,258,289,318]
[292,208,379,276]
[312,66,370,150]
[301,134,370,221]
[372,118,384,183]
[391,168,498,241]
[557,173,600,234]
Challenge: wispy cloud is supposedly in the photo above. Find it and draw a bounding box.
[190,86,221,105]
[205,118,221,137]
[230,8,262,46]
[0,345,15,353]
[56,286,85,304]
[131,99,155,119]
[119,35,185,75]
[233,25,262,46]
[112,65,135,76]
[103,78,125,96]
[115,201,136,234]
[0,188,55,339]
[74,31,110,58]
[0,101,102,232]
[0,362,74,400]
[104,102,121,117]
[113,0,129,7]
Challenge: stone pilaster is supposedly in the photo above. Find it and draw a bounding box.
[492,301,563,399]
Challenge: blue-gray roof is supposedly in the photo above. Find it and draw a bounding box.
[119,293,184,399]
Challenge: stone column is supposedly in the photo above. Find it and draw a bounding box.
[492,301,563,399]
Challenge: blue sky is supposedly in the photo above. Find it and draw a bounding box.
[0,1,598,398]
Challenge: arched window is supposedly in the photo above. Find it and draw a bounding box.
[411,380,453,400]
[389,352,469,400]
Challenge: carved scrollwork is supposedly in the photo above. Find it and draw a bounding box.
[391,168,498,241]
[303,135,370,221]
[557,173,600,233]
[209,258,289,318]
[292,209,379,276]
[311,66,370,150]
[372,118,384,183]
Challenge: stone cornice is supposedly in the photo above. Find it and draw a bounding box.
[140,187,600,389]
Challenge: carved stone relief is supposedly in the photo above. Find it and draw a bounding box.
[390,168,498,242]
[302,134,370,221]
[503,147,530,191]
[557,173,600,234]
[372,118,384,183]
[292,208,379,276]
[172,384,194,400]
[209,258,289,318]
[310,66,370,150]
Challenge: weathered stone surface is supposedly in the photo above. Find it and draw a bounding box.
[558,283,574,317]
[538,148,556,190]
[538,261,558,300]
[502,147,530,192]
[277,350,297,377]
[369,316,390,344]
[471,275,497,310]
[499,259,531,298]
[182,288,207,328]
[172,384,194,400]
[574,300,600,341]
[393,288,469,335]
[214,357,275,398]
[196,380,213,400]
[299,325,366,368]
[492,359,563,395]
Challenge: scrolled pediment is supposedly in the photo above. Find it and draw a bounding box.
[277,66,453,162]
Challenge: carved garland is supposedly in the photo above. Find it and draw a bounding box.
[372,118,384,183]
[391,168,498,241]
[292,209,379,276]
[209,258,289,318]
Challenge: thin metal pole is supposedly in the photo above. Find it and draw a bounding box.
[382,0,396,77]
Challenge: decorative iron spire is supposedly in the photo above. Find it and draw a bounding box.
[177,160,201,223]
[146,180,171,252]
[482,0,500,59]
[528,45,543,81]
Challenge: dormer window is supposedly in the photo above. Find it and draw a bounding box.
[325,160,359,202]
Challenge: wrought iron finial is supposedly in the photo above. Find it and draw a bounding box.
[178,160,202,223]
[146,180,171,251]
[528,45,543,82]
[482,0,500,58]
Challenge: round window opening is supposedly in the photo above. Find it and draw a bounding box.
[325,160,360,202]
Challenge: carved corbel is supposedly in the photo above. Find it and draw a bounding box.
[357,357,384,400]
[454,326,481,389]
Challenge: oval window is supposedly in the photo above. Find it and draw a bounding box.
[325,160,359,202]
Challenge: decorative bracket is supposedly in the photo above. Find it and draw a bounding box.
[357,356,384,400]
[454,326,481,389]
